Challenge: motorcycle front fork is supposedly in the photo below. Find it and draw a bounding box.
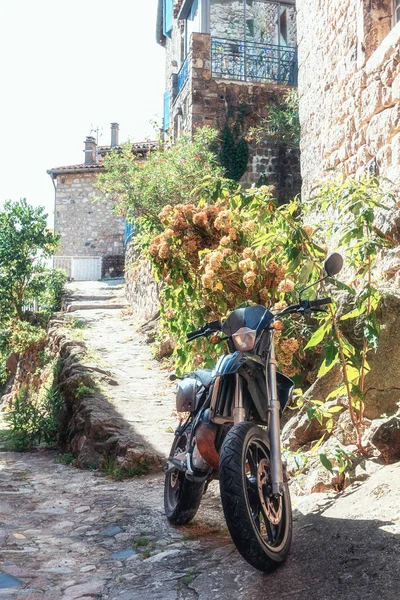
[232,331,284,496]
[267,331,284,496]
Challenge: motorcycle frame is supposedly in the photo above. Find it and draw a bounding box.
[168,328,288,496]
[209,327,285,497]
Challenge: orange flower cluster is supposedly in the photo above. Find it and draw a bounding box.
[149,198,299,313]
[277,337,300,377]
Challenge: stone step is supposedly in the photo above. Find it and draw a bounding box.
[64,294,119,302]
[66,302,127,313]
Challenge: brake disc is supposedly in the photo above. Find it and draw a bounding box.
[257,458,283,526]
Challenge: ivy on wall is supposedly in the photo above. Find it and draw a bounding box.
[219,126,249,182]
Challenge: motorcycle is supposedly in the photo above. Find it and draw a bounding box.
[164,253,343,572]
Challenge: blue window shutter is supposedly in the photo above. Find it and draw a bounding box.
[163,91,171,131]
[163,0,173,38]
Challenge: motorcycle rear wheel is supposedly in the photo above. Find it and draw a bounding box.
[164,426,205,525]
[219,421,292,572]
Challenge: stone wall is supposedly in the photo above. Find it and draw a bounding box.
[124,243,161,323]
[54,172,125,259]
[297,1,400,198]
[170,32,301,200]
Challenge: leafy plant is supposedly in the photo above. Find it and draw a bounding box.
[148,186,319,376]
[102,456,150,480]
[0,199,61,325]
[219,125,249,181]
[134,537,150,547]
[56,453,76,466]
[300,176,395,452]
[319,446,355,475]
[66,317,88,330]
[146,173,393,458]
[75,382,98,399]
[95,128,226,229]
[180,569,197,586]
[9,321,46,354]
[4,384,63,451]
[249,90,300,147]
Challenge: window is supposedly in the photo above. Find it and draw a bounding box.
[362,1,399,60]
[185,0,200,54]
[210,0,296,47]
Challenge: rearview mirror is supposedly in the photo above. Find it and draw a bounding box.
[324,253,343,277]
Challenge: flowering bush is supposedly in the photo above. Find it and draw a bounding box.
[149,186,325,376]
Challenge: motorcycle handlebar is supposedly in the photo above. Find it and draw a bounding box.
[186,320,222,341]
[309,297,332,308]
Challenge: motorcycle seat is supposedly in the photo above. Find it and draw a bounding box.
[193,369,214,388]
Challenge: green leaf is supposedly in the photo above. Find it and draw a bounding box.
[319,453,334,473]
[346,365,360,383]
[327,405,344,413]
[340,305,365,321]
[317,352,339,377]
[297,260,314,285]
[341,337,356,358]
[364,323,379,351]
[326,418,334,433]
[307,407,317,421]
[305,323,328,349]
[326,384,347,400]
[310,434,326,453]
[333,280,356,295]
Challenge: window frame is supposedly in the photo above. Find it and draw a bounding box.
[394,0,400,26]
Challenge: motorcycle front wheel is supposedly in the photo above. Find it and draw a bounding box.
[219,421,292,572]
[164,425,205,525]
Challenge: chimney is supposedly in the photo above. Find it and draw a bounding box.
[111,123,119,148]
[84,136,97,165]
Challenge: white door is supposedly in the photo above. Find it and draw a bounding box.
[71,257,103,281]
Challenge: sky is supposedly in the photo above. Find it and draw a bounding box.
[0,0,165,219]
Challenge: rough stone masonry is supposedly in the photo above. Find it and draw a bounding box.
[297,0,400,198]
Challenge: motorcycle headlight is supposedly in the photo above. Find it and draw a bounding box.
[232,327,257,352]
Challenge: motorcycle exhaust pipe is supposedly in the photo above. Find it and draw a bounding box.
[195,423,219,471]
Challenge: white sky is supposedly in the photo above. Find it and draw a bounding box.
[0,0,165,218]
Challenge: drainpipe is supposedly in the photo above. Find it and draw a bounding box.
[50,173,57,267]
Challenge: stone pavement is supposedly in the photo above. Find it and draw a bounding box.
[63,279,176,460]
[1,281,400,600]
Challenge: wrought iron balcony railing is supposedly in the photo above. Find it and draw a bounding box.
[211,37,298,86]
[177,54,189,95]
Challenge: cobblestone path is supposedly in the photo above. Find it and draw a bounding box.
[1,282,400,600]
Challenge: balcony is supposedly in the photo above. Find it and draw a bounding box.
[177,54,189,95]
[210,37,298,86]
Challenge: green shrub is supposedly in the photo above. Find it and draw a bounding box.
[0,199,60,326]
[9,321,46,354]
[5,384,63,451]
[96,127,226,230]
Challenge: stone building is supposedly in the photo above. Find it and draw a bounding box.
[156,0,301,200]
[47,125,155,280]
[297,0,400,198]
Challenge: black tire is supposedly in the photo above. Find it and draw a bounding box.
[164,426,205,525]
[219,422,292,572]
